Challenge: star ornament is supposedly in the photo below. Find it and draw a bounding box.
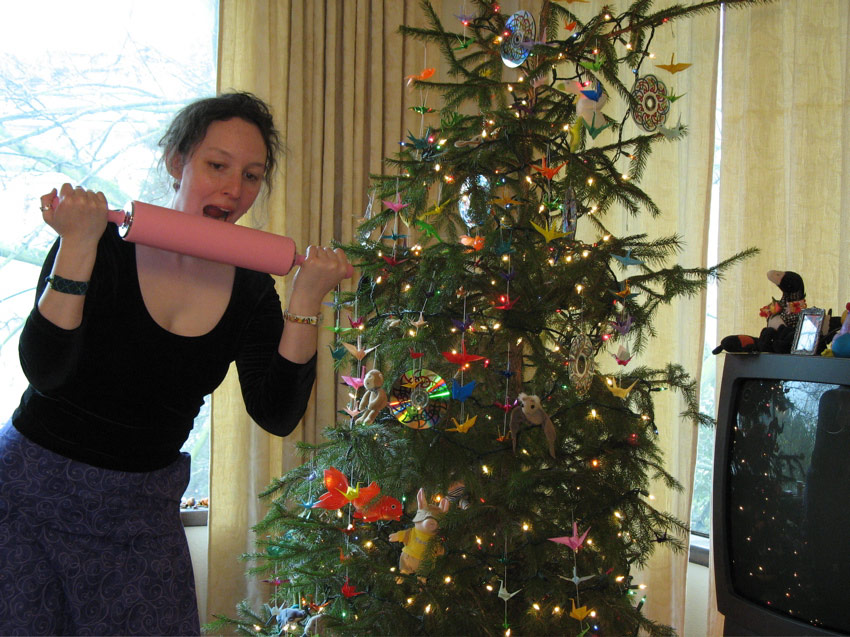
[549,522,591,551]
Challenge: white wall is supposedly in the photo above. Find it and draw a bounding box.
[186,525,209,624]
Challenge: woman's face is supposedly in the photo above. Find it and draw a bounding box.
[170,117,267,224]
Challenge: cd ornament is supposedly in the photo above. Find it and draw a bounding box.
[388,369,449,429]
[500,10,535,68]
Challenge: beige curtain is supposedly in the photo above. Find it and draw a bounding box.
[207,0,723,630]
[565,1,720,632]
[710,1,850,634]
[207,0,449,624]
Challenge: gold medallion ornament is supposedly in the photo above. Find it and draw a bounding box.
[568,334,596,396]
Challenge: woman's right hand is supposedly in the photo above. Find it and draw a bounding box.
[41,184,108,248]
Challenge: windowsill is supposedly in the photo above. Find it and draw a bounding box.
[181,508,209,527]
[689,533,709,567]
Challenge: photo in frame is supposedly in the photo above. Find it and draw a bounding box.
[791,307,826,355]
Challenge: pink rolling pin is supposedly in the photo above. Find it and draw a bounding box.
[59,198,352,277]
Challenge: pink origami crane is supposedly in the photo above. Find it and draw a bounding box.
[548,522,591,552]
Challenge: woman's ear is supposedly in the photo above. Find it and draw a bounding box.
[165,151,184,181]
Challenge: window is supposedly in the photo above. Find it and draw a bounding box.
[690,20,724,546]
[0,0,218,505]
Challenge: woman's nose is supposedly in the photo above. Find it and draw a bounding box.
[222,172,242,199]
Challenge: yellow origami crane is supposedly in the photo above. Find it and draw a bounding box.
[570,598,592,621]
[606,377,638,399]
[530,220,571,243]
[448,415,478,433]
[655,53,691,74]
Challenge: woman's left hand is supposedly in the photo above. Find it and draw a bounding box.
[288,246,351,314]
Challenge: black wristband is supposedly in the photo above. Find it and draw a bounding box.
[45,274,89,295]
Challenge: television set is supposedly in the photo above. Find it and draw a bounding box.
[713,353,850,636]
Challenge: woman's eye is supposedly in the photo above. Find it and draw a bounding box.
[245,172,261,182]
[209,162,224,170]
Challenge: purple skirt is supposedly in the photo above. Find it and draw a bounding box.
[0,422,200,636]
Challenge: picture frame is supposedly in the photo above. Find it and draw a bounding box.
[791,307,826,355]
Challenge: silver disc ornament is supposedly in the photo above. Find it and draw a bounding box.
[389,369,449,429]
[500,10,535,68]
[458,175,492,228]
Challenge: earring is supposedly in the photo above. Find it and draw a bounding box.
[173,181,181,191]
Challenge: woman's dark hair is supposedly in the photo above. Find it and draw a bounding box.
[159,91,282,191]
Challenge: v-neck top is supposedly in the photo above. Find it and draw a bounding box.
[12,224,316,471]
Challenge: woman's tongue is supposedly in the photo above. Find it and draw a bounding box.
[203,205,230,221]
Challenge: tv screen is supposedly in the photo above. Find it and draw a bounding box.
[713,354,850,636]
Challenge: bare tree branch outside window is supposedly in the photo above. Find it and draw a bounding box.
[0,0,218,501]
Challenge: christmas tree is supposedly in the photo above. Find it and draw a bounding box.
[210,1,760,635]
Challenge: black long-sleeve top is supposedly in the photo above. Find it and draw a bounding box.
[12,224,316,472]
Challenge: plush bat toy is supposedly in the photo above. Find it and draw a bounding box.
[510,393,557,459]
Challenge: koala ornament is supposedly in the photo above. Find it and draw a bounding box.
[355,369,388,425]
[510,392,557,459]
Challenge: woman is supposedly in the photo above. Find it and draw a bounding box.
[0,92,349,635]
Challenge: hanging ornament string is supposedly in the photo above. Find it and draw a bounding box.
[457,294,469,425]
[418,45,429,141]
[499,249,513,441]
[498,533,521,632]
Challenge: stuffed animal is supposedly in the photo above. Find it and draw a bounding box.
[302,613,338,637]
[509,393,557,459]
[388,488,449,574]
[355,369,388,425]
[271,605,307,630]
[757,270,806,353]
[713,270,807,355]
[711,334,759,355]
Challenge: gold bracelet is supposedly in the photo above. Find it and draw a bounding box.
[284,310,323,325]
